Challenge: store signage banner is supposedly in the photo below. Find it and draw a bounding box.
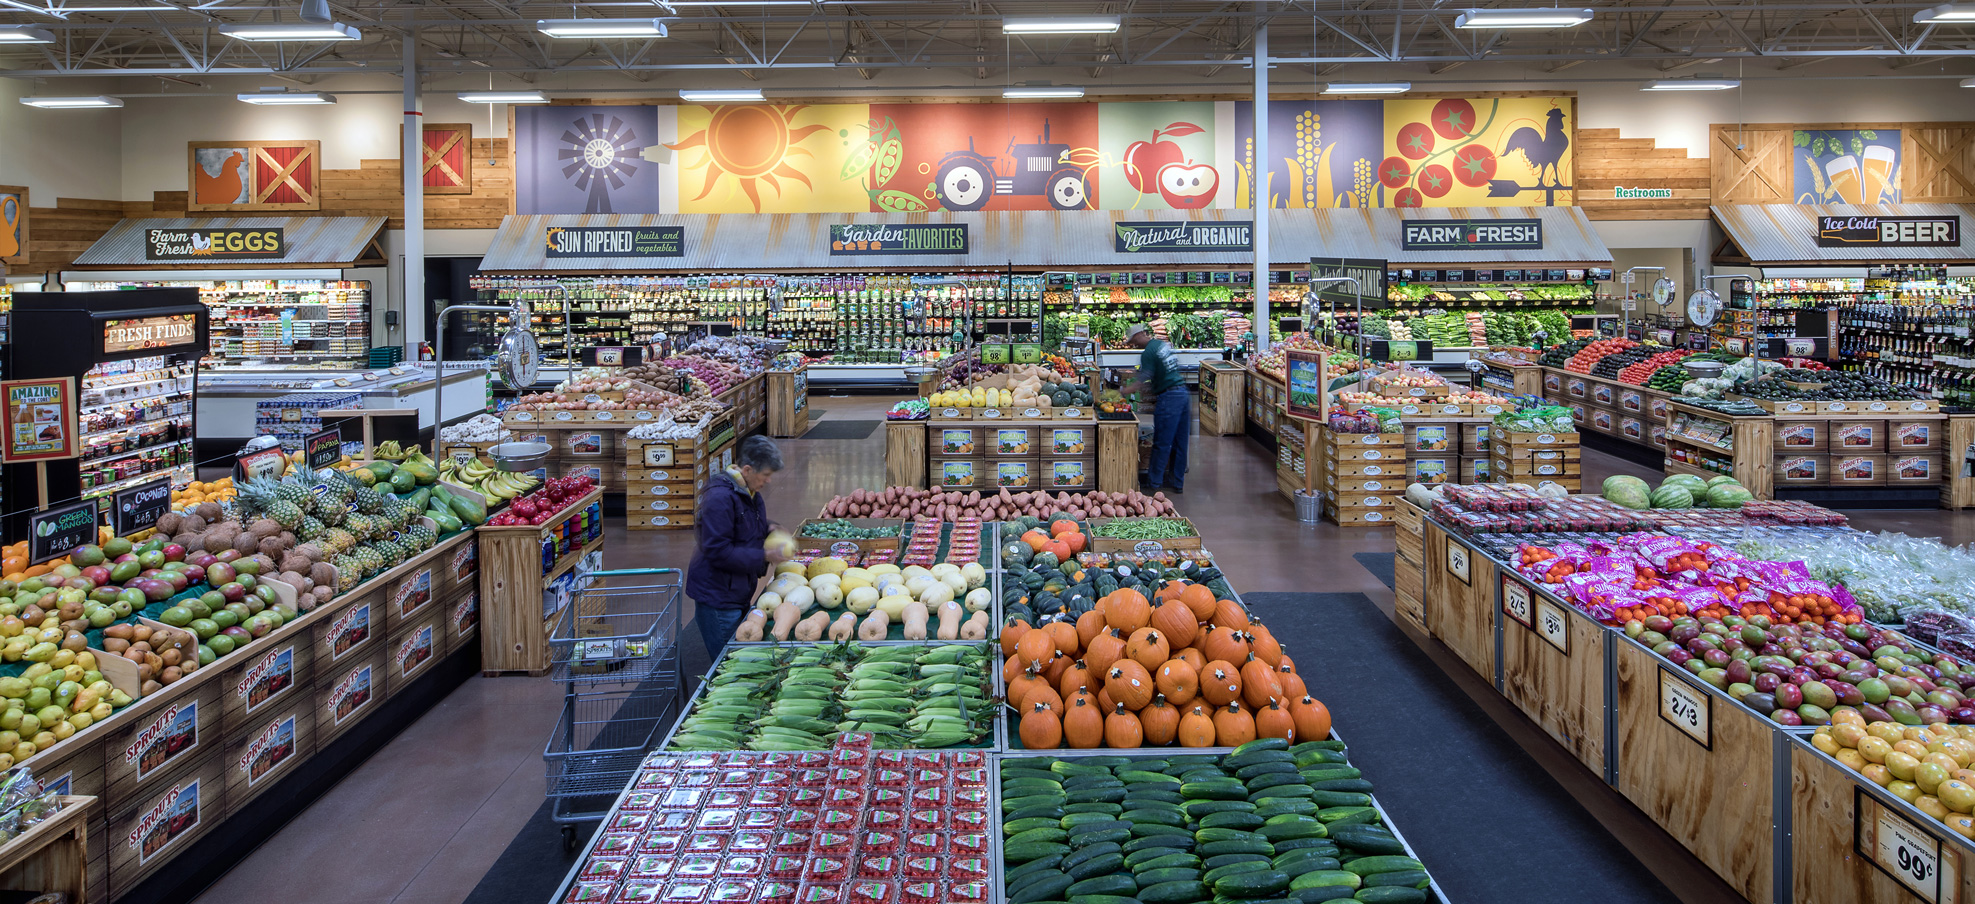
[1309,257,1388,308]
[544,225,685,258]
[1815,215,1959,248]
[145,227,285,260]
[112,478,173,538]
[829,224,968,255]
[1113,221,1252,253]
[30,499,99,565]
[1401,219,1543,250]
[103,314,199,356]
[0,377,78,463]
[305,428,342,470]
[1613,187,1673,199]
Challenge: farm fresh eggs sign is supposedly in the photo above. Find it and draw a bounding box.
[145,227,285,260]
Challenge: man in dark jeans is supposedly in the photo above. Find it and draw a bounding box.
[687,435,787,658]
[1128,323,1188,492]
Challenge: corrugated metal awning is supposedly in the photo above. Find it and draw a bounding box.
[1712,204,1975,266]
[1273,206,1613,265]
[71,216,389,269]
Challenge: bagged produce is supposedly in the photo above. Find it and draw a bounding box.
[1494,405,1575,434]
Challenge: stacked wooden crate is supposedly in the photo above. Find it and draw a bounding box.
[1320,426,1408,525]
[1489,430,1581,494]
[623,413,734,530]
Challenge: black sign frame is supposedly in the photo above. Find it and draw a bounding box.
[579,346,644,367]
[145,227,286,261]
[1113,221,1254,254]
[828,224,969,256]
[305,428,343,470]
[1815,215,1960,248]
[31,499,100,564]
[112,478,173,538]
[544,225,686,259]
[1310,257,1389,309]
[1400,218,1544,251]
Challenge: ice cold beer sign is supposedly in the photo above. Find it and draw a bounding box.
[1816,215,1960,248]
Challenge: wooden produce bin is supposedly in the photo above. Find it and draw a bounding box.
[623,418,729,531]
[478,486,606,675]
[1421,523,1496,680]
[1491,430,1582,494]
[885,420,927,489]
[1245,368,1285,439]
[0,795,93,903]
[1322,426,1408,525]
[1664,402,1774,498]
[765,367,810,438]
[1096,421,1140,495]
[1944,414,1975,510]
[1497,570,1610,776]
[1791,733,1975,904]
[1393,501,1426,635]
[1197,360,1246,435]
[1275,411,1323,501]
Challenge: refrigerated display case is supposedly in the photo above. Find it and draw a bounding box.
[65,278,372,369]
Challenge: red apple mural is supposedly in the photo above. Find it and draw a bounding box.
[1122,122,1204,194]
[1157,162,1219,208]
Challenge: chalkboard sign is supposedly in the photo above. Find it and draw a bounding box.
[306,428,343,469]
[31,499,100,564]
[112,478,172,537]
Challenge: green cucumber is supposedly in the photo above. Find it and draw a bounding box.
[1181,782,1248,801]
[1306,791,1372,808]
[1298,767,1362,783]
[1062,842,1124,871]
[1227,738,1291,758]
[1068,820,1134,837]
[1350,888,1427,903]
[1292,748,1349,766]
[1260,822,1328,842]
[1067,895,1140,904]
[1200,853,1271,870]
[1064,802,1127,816]
[1051,761,1114,776]
[1069,787,1130,804]
[1007,854,1066,884]
[1075,828,1132,846]
[1178,768,1232,784]
[1315,808,1379,827]
[1063,776,1125,791]
[1308,779,1375,794]
[1132,852,1201,870]
[1201,861,1270,885]
[1243,772,1309,792]
[1212,869,1290,897]
[1135,868,1203,887]
[1341,858,1422,877]
[1065,853,1126,881]
[1006,793,1070,812]
[1234,761,1300,781]
[1009,804,1068,822]
[1125,789,1186,805]
[1064,812,1120,828]
[1123,809,1188,827]
[1198,839,1275,857]
[1166,755,1224,767]
[1198,811,1266,830]
[1010,827,1071,846]
[1289,870,1359,891]
[1183,800,1257,819]
[1120,770,1183,785]
[1287,888,1356,903]
[1250,785,1316,802]
[1362,871,1430,890]
[1273,855,1341,877]
[1268,838,1338,856]
[1130,824,1194,839]
[1137,881,1209,904]
[1007,779,1070,795]
[1072,756,1136,768]
[1193,828,1263,845]
[1066,875,1137,897]
[1326,826,1404,856]
[1007,842,1073,863]
[1256,800,1320,819]
[1007,817,1064,834]
[1124,835,1193,854]
[1010,872,1074,904]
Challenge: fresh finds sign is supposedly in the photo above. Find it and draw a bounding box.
[1816,215,1960,248]
[545,225,685,258]
[1113,221,1253,254]
[1401,219,1543,250]
[146,227,285,260]
[829,224,968,255]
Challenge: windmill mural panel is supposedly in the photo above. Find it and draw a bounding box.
[515,105,665,214]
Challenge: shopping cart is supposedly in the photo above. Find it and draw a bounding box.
[543,568,685,850]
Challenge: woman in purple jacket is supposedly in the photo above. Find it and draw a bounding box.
[687,435,787,657]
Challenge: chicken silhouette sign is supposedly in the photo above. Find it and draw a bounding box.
[1379,97,1575,207]
[188,141,321,212]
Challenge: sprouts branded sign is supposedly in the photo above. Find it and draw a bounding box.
[1113,221,1252,254]
[829,224,969,255]
[1816,215,1960,248]
[103,314,198,356]
[145,227,285,260]
[544,225,685,258]
[1400,218,1543,250]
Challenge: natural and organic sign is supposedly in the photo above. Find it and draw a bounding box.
[1401,218,1543,250]
[145,227,285,260]
[1816,215,1959,248]
[103,314,198,356]
[112,478,173,537]
[1113,221,1252,253]
[30,499,99,565]
[1309,257,1387,307]
[545,225,684,258]
[829,224,968,255]
[1,377,78,463]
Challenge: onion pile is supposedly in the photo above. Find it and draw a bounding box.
[820,488,1176,521]
[664,356,745,395]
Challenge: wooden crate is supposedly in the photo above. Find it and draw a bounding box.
[0,795,93,904]
[766,368,810,438]
[885,421,928,489]
[314,639,387,746]
[106,749,225,900]
[1490,455,1582,478]
[1945,415,1975,510]
[446,585,481,651]
[221,694,315,810]
[1791,736,1975,904]
[1498,572,1607,775]
[1096,422,1140,495]
[385,607,446,697]
[1394,589,1426,636]
[103,677,223,802]
[1422,523,1496,681]
[1197,361,1246,435]
[216,634,315,736]
[1087,517,1201,553]
[478,487,605,674]
[1394,552,1422,602]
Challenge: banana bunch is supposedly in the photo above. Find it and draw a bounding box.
[666,642,993,751]
[374,440,408,461]
[439,456,540,501]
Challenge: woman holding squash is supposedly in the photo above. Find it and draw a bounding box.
[1128,323,1188,493]
[688,435,788,657]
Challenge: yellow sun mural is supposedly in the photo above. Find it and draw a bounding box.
[668,104,867,213]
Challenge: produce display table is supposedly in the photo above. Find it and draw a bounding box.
[764,367,809,438]
[896,416,1134,493]
[1540,366,1674,453]
[623,422,733,531]
[0,795,92,903]
[498,375,765,491]
[1197,359,1246,435]
[478,487,606,675]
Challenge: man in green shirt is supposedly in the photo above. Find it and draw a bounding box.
[1129,323,1189,492]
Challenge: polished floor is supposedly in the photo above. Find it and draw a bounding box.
[186,394,1975,904]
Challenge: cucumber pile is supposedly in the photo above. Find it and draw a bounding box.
[666,642,994,751]
[1001,739,1434,904]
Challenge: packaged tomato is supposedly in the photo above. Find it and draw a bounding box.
[583,858,629,881]
[836,731,874,751]
[756,751,797,767]
[814,830,856,854]
[833,745,871,766]
[870,788,907,808]
[906,809,944,831]
[898,880,940,904]
[826,788,866,807]
[614,881,664,904]
[639,833,684,855]
[707,790,746,808]
[795,769,832,787]
[950,858,989,881]
[621,792,661,812]
[684,833,731,854]
[951,788,989,806]
[675,856,722,878]
[953,768,987,787]
[863,809,904,830]
[847,879,896,904]
[858,853,898,877]
[910,769,946,787]
[798,884,842,904]
[908,787,943,807]
[952,750,985,768]
[830,768,864,786]
[730,831,773,853]
[901,855,944,879]
[677,769,717,786]
[708,879,756,904]
[874,770,909,788]
[757,770,794,787]
[781,810,818,830]
[698,809,741,830]
[821,809,859,832]
[655,808,699,830]
[766,856,807,878]
[721,856,765,877]
[630,856,675,879]
[947,881,987,904]
[950,834,988,856]
[873,750,909,768]
[740,810,780,829]
[948,809,987,831]
[772,830,812,852]
[756,879,800,904]
[566,881,615,903]
[608,812,654,834]
[748,787,787,807]
[862,830,900,853]
[908,751,944,768]
[794,752,831,768]
[664,789,706,810]
[594,833,640,855]
[633,771,677,790]
[681,754,722,769]
[660,879,712,903]
[806,855,852,883]
[788,788,825,809]
[904,833,945,854]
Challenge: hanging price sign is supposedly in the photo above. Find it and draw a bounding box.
[1657,667,1712,748]
[1500,575,1533,628]
[1858,791,1960,903]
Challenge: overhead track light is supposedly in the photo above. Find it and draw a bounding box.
[1641,78,1740,91]
[217,22,360,40]
[1321,82,1411,94]
[1003,86,1085,98]
[298,0,328,23]
[536,18,668,38]
[1001,16,1120,34]
[680,89,764,102]
[1914,3,1975,22]
[19,95,123,108]
[458,90,550,103]
[238,88,336,104]
[0,24,57,42]
[1454,8,1594,28]
[1963,77,1975,87]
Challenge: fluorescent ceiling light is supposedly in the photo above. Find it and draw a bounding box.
[1914,3,1975,22]
[0,25,57,42]
[1642,78,1740,91]
[238,89,336,105]
[1003,86,1085,98]
[1964,77,1975,87]
[1322,82,1411,94]
[19,95,123,108]
[217,22,360,41]
[1002,16,1120,34]
[458,90,550,104]
[680,89,764,102]
[536,18,668,38]
[1454,8,1594,27]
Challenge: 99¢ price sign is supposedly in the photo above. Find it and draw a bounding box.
[1860,793,1959,903]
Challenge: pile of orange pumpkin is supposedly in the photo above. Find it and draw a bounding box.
[1019,520,1088,561]
[1004,581,1331,749]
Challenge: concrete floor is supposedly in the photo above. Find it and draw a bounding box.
[184,393,1975,904]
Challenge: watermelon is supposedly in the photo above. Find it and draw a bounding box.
[1706,474,1741,487]
[1603,475,1652,510]
[1660,473,1709,493]
[1649,485,1695,509]
[1706,483,1755,508]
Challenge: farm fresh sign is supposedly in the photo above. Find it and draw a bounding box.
[829,224,968,255]
[1401,218,1543,250]
[1113,221,1253,253]
[145,227,285,260]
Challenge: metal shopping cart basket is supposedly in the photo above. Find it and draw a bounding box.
[543,568,685,849]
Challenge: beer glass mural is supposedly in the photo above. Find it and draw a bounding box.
[1795,129,1902,205]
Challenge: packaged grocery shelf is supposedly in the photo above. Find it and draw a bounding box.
[65,279,374,369]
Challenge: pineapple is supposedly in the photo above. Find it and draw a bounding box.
[332,555,362,592]
[279,465,317,513]
[297,515,326,542]
[323,527,357,557]
[265,496,303,531]
[354,485,386,515]
[354,546,383,576]
[374,539,406,568]
[234,477,280,522]
[403,523,436,552]
[318,503,345,528]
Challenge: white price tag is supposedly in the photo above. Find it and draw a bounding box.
[1500,576,1533,627]
[1446,543,1471,585]
[1534,600,1569,655]
[1866,798,1955,903]
[1657,668,1712,748]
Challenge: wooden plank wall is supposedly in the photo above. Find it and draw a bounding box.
[1712,122,1975,205]
[130,138,511,230]
[1573,128,1710,220]
[14,198,126,275]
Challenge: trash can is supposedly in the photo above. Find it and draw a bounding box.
[1294,490,1322,523]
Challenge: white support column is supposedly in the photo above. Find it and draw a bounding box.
[402,26,425,375]
[1251,5,1270,352]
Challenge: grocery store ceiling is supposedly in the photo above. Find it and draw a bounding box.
[0,1,1971,81]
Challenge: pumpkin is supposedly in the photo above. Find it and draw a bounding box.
[1041,540,1073,562]
[1008,666,1051,713]
[1240,654,1283,709]
[1200,660,1242,706]
[1125,628,1169,672]
[1254,697,1296,742]
[1213,599,1251,630]
[1025,683,1065,715]
[1042,621,1080,657]
[1104,590,1152,634]
[1106,660,1154,710]
[1095,684,1118,714]
[1050,518,1079,536]
[1063,696,1104,749]
[1001,618,1032,659]
[1155,660,1199,706]
[1065,685,1096,708]
[1213,702,1257,747]
[1042,651,1072,687]
[1178,705,1217,748]
[1179,584,1218,620]
[1174,647,1206,672]
[1200,625,1250,664]
[1061,531,1088,554]
[1150,600,1199,650]
[1002,653,1026,686]
[1022,529,1051,552]
[1289,696,1333,741]
[1276,663,1307,699]
[1155,580,1188,604]
[1248,624,1283,667]
[1085,629,1127,677]
[1075,609,1107,650]
[1016,628,1055,669]
[1279,654,1300,675]
[1140,694,1180,745]
[1058,660,1095,700]
[1104,702,1144,748]
[1020,703,1063,748]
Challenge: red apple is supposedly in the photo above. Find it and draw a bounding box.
[163,544,186,563]
[1123,139,1184,194]
[1157,162,1219,209]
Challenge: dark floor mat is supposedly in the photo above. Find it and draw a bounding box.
[1354,551,1397,590]
[806,408,826,419]
[1241,592,1673,904]
[802,419,879,440]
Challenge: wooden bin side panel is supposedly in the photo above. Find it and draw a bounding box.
[1498,585,1607,775]
[1097,423,1140,495]
[1614,640,1773,903]
[478,528,548,673]
[886,422,928,489]
[1792,741,1975,904]
[1421,525,1496,681]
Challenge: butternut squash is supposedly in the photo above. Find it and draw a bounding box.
[858,609,890,641]
[734,609,767,642]
[901,601,930,641]
[827,612,858,642]
[792,610,831,642]
[770,602,801,641]
[959,610,990,640]
[935,600,964,640]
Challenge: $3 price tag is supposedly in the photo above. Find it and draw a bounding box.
[1446,543,1471,585]
[1534,601,1569,655]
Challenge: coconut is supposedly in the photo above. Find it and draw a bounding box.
[233,533,259,555]
[279,570,308,593]
[257,536,289,560]
[294,544,325,564]
[156,512,183,536]
[202,531,235,554]
[248,519,282,540]
[194,502,223,523]
[310,561,335,588]
[279,531,296,548]
[309,584,333,608]
[279,551,313,575]
[249,553,278,576]
[179,514,207,534]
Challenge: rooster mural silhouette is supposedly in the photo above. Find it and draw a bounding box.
[1503,107,1569,187]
